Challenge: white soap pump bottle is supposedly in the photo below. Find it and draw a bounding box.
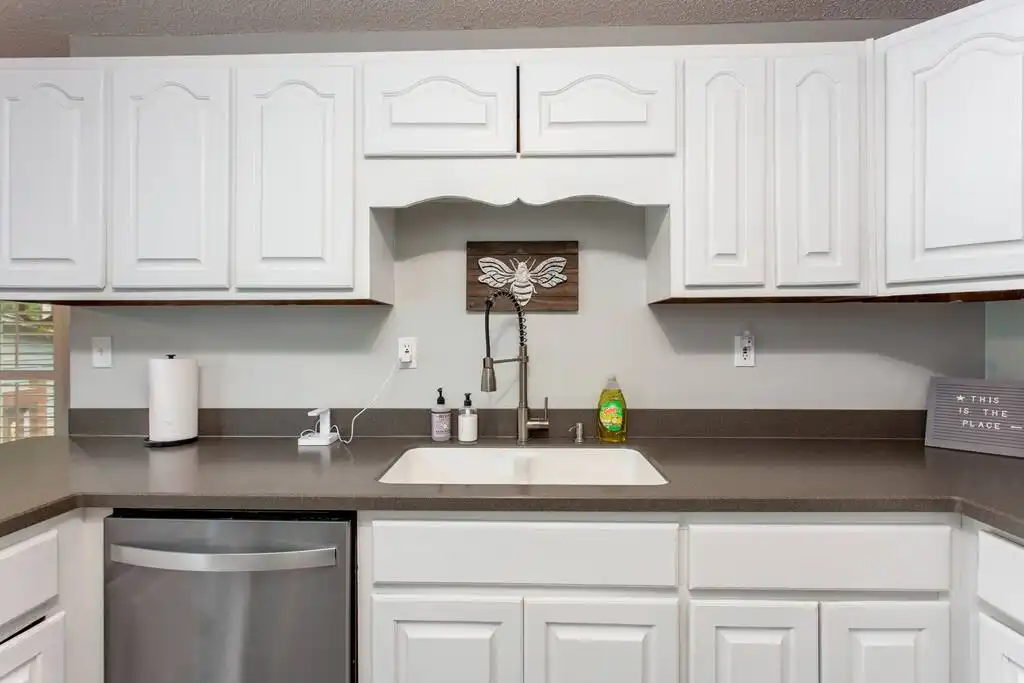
[458,393,478,444]
[431,388,451,442]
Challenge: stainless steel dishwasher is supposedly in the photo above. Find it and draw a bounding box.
[105,511,353,683]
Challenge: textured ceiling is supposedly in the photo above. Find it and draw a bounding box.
[0,0,981,57]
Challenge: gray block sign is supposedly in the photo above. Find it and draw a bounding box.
[926,377,1024,458]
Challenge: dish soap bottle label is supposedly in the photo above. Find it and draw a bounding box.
[599,400,625,433]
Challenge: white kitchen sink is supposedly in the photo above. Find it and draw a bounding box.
[378,446,667,486]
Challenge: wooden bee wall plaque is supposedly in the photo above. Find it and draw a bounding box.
[466,241,579,312]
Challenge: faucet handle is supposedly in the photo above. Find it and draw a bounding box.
[542,396,549,418]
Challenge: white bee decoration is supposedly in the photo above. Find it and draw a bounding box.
[477,256,569,307]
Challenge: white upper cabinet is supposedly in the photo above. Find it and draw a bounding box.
[524,597,679,683]
[980,614,1024,683]
[363,62,517,157]
[774,51,863,288]
[235,66,356,289]
[518,61,677,156]
[820,602,949,683]
[111,68,230,289]
[880,0,1024,287]
[0,70,104,290]
[683,57,768,287]
[371,595,523,683]
[690,600,818,683]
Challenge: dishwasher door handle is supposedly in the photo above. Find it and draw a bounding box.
[110,544,337,572]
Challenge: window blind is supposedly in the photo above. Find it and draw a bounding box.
[0,303,59,443]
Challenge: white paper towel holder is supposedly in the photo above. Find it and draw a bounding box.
[145,353,200,449]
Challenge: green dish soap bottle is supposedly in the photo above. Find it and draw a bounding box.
[597,375,627,443]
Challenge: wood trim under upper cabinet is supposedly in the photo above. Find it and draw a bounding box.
[651,289,1024,303]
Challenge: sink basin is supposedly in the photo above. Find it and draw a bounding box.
[378,447,667,486]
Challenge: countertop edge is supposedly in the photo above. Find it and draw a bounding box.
[0,492,978,540]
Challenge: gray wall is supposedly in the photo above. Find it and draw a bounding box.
[987,302,1024,380]
[70,202,986,410]
[69,20,918,56]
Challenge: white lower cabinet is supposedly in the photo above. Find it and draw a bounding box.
[820,602,949,683]
[370,594,679,683]
[0,613,64,683]
[524,597,679,683]
[690,600,818,683]
[371,595,523,683]
[980,614,1024,682]
[690,599,949,683]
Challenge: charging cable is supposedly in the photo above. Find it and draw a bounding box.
[339,360,400,444]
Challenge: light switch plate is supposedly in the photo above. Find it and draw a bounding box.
[92,337,112,368]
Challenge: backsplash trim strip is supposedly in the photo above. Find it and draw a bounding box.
[70,409,926,440]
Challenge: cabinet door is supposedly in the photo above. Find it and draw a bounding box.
[519,61,676,156]
[690,600,818,683]
[981,614,1024,682]
[821,602,949,683]
[0,70,104,289]
[0,613,64,683]
[363,62,517,157]
[774,52,863,287]
[111,68,230,289]
[235,67,355,289]
[371,595,522,683]
[881,0,1024,285]
[684,57,767,287]
[524,597,678,683]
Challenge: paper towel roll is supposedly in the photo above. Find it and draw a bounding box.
[147,355,199,445]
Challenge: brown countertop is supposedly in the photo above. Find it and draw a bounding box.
[2,435,1023,538]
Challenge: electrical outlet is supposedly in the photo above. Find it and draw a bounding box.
[398,337,417,369]
[92,337,113,368]
[734,331,755,367]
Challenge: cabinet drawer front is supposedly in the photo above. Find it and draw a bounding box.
[363,62,517,157]
[372,521,678,587]
[519,61,677,156]
[0,530,58,631]
[689,524,950,591]
[979,531,1024,624]
[0,612,64,680]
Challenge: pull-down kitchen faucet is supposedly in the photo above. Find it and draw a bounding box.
[480,290,549,445]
